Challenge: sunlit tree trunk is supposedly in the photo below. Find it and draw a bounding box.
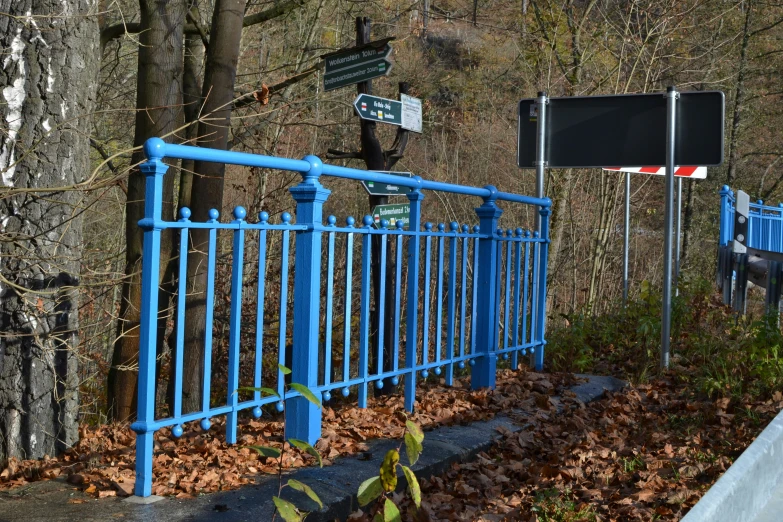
[0,0,99,461]
[108,0,187,421]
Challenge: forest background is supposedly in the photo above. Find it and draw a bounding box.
[1,0,782,466]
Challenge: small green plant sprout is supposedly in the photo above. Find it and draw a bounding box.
[356,420,424,522]
[238,364,323,522]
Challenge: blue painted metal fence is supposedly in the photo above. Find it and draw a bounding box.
[131,137,551,496]
[719,185,783,251]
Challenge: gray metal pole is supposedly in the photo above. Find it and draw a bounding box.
[661,86,678,370]
[532,91,547,365]
[534,91,548,230]
[675,176,683,295]
[623,172,630,304]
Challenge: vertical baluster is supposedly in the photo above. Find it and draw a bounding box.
[277,213,292,403]
[421,223,433,375]
[445,221,459,385]
[512,228,522,369]
[226,207,246,444]
[768,209,773,251]
[376,220,387,386]
[471,188,502,390]
[252,212,269,419]
[470,227,479,358]
[778,204,783,252]
[777,205,783,251]
[534,207,551,372]
[503,230,513,358]
[201,209,219,429]
[529,231,540,356]
[343,217,356,389]
[496,227,504,354]
[131,143,167,498]
[404,187,423,412]
[358,216,373,408]
[719,185,732,246]
[393,222,404,376]
[522,231,531,350]
[458,225,469,367]
[324,216,337,399]
[173,208,190,436]
[435,224,445,374]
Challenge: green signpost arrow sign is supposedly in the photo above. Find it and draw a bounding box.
[324,41,392,75]
[372,203,410,229]
[354,94,402,126]
[361,171,413,196]
[322,40,393,91]
[324,59,392,91]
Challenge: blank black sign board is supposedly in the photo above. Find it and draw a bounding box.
[517,91,724,169]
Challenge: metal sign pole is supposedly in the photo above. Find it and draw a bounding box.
[534,91,548,227]
[675,177,683,295]
[623,172,630,304]
[532,91,548,362]
[661,86,679,369]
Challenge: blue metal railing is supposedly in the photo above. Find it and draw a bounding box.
[131,137,551,496]
[719,185,783,251]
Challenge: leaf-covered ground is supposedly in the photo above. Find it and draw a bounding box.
[0,370,570,500]
[386,378,783,521]
[1,366,780,520]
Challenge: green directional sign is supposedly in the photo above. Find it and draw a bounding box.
[362,171,413,196]
[372,203,410,229]
[324,59,392,91]
[323,41,392,76]
[354,94,402,126]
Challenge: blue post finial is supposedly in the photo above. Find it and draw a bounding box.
[483,185,499,202]
[302,155,323,182]
[143,137,166,160]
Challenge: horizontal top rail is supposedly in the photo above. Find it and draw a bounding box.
[721,185,783,213]
[144,138,551,208]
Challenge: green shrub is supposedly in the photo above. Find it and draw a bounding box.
[547,277,783,400]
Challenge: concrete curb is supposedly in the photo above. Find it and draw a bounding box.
[682,407,783,522]
[0,375,626,522]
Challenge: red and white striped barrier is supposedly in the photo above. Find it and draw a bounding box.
[603,166,707,179]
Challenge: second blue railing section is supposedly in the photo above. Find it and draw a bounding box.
[131,137,551,497]
[719,185,783,251]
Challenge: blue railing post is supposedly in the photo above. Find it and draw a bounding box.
[404,182,424,412]
[471,186,502,390]
[533,204,551,372]
[286,155,330,445]
[719,185,730,246]
[131,138,168,497]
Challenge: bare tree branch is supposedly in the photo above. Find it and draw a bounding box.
[100,0,308,49]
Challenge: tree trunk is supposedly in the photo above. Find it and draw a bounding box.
[178,4,206,213]
[108,0,187,421]
[182,0,246,413]
[726,1,753,185]
[0,0,98,462]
